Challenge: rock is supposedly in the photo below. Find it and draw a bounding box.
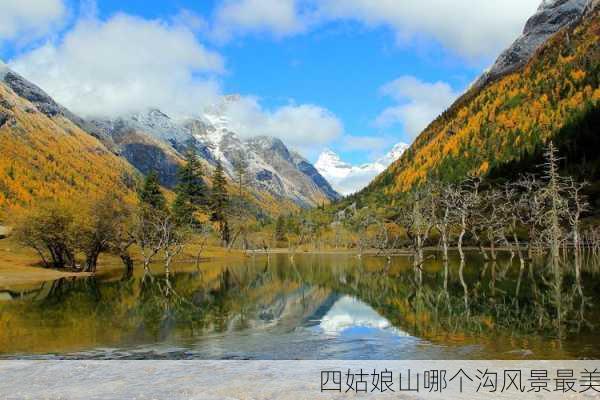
[3,71,64,117]
[474,0,589,88]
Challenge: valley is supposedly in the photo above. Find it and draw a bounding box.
[0,0,599,363]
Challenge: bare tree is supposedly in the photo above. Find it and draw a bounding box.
[373,219,401,262]
[156,215,191,279]
[566,178,589,296]
[193,224,211,270]
[396,185,435,273]
[514,174,545,260]
[450,177,480,262]
[132,207,167,274]
[539,142,569,277]
[435,182,458,262]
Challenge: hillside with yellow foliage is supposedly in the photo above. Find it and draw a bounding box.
[0,74,304,226]
[362,7,599,205]
[0,81,138,218]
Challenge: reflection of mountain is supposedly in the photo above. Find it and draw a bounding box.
[228,285,333,333]
[1,253,596,359]
[318,295,410,337]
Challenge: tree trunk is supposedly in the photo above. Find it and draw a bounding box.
[441,230,449,262]
[120,253,134,273]
[473,232,489,260]
[83,250,101,273]
[458,216,466,262]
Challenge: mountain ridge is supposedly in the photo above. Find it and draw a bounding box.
[0,67,137,214]
[475,0,589,88]
[357,0,599,204]
[0,63,340,215]
[84,98,341,208]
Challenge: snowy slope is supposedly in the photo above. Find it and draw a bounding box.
[316,143,409,195]
[86,96,340,207]
[475,0,588,87]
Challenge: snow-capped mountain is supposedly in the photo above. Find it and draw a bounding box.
[315,143,409,196]
[86,96,341,207]
[475,0,589,87]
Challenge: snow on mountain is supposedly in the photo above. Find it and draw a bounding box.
[85,96,340,207]
[319,296,410,336]
[475,0,588,87]
[0,60,9,79]
[316,143,409,196]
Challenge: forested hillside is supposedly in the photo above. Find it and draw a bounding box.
[360,6,599,208]
[0,82,137,215]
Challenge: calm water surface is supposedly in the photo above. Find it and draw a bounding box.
[1,252,599,359]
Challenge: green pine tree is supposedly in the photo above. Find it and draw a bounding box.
[139,171,166,211]
[172,192,195,225]
[211,161,228,221]
[177,148,207,207]
[172,147,208,225]
[211,161,230,244]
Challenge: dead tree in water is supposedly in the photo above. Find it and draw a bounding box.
[157,215,191,280]
[514,175,544,260]
[566,178,589,296]
[434,182,455,262]
[132,207,167,274]
[396,185,435,277]
[465,178,493,261]
[539,143,569,277]
[448,178,479,263]
[477,188,506,261]
[501,183,522,264]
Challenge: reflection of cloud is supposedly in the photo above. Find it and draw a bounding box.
[320,296,410,336]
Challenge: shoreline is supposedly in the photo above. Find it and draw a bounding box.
[244,246,524,255]
[0,240,529,289]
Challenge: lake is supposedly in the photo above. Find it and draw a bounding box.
[1,251,599,359]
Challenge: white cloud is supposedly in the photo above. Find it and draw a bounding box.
[375,76,458,138]
[330,166,384,196]
[221,96,343,155]
[0,0,66,45]
[339,135,390,152]
[314,0,540,58]
[212,0,309,41]
[207,0,540,59]
[9,13,224,118]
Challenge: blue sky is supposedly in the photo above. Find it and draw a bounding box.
[0,0,540,164]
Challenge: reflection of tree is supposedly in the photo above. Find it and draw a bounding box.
[0,250,597,357]
[294,252,595,349]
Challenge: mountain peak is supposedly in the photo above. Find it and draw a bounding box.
[316,149,351,172]
[316,143,408,195]
[475,0,588,88]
